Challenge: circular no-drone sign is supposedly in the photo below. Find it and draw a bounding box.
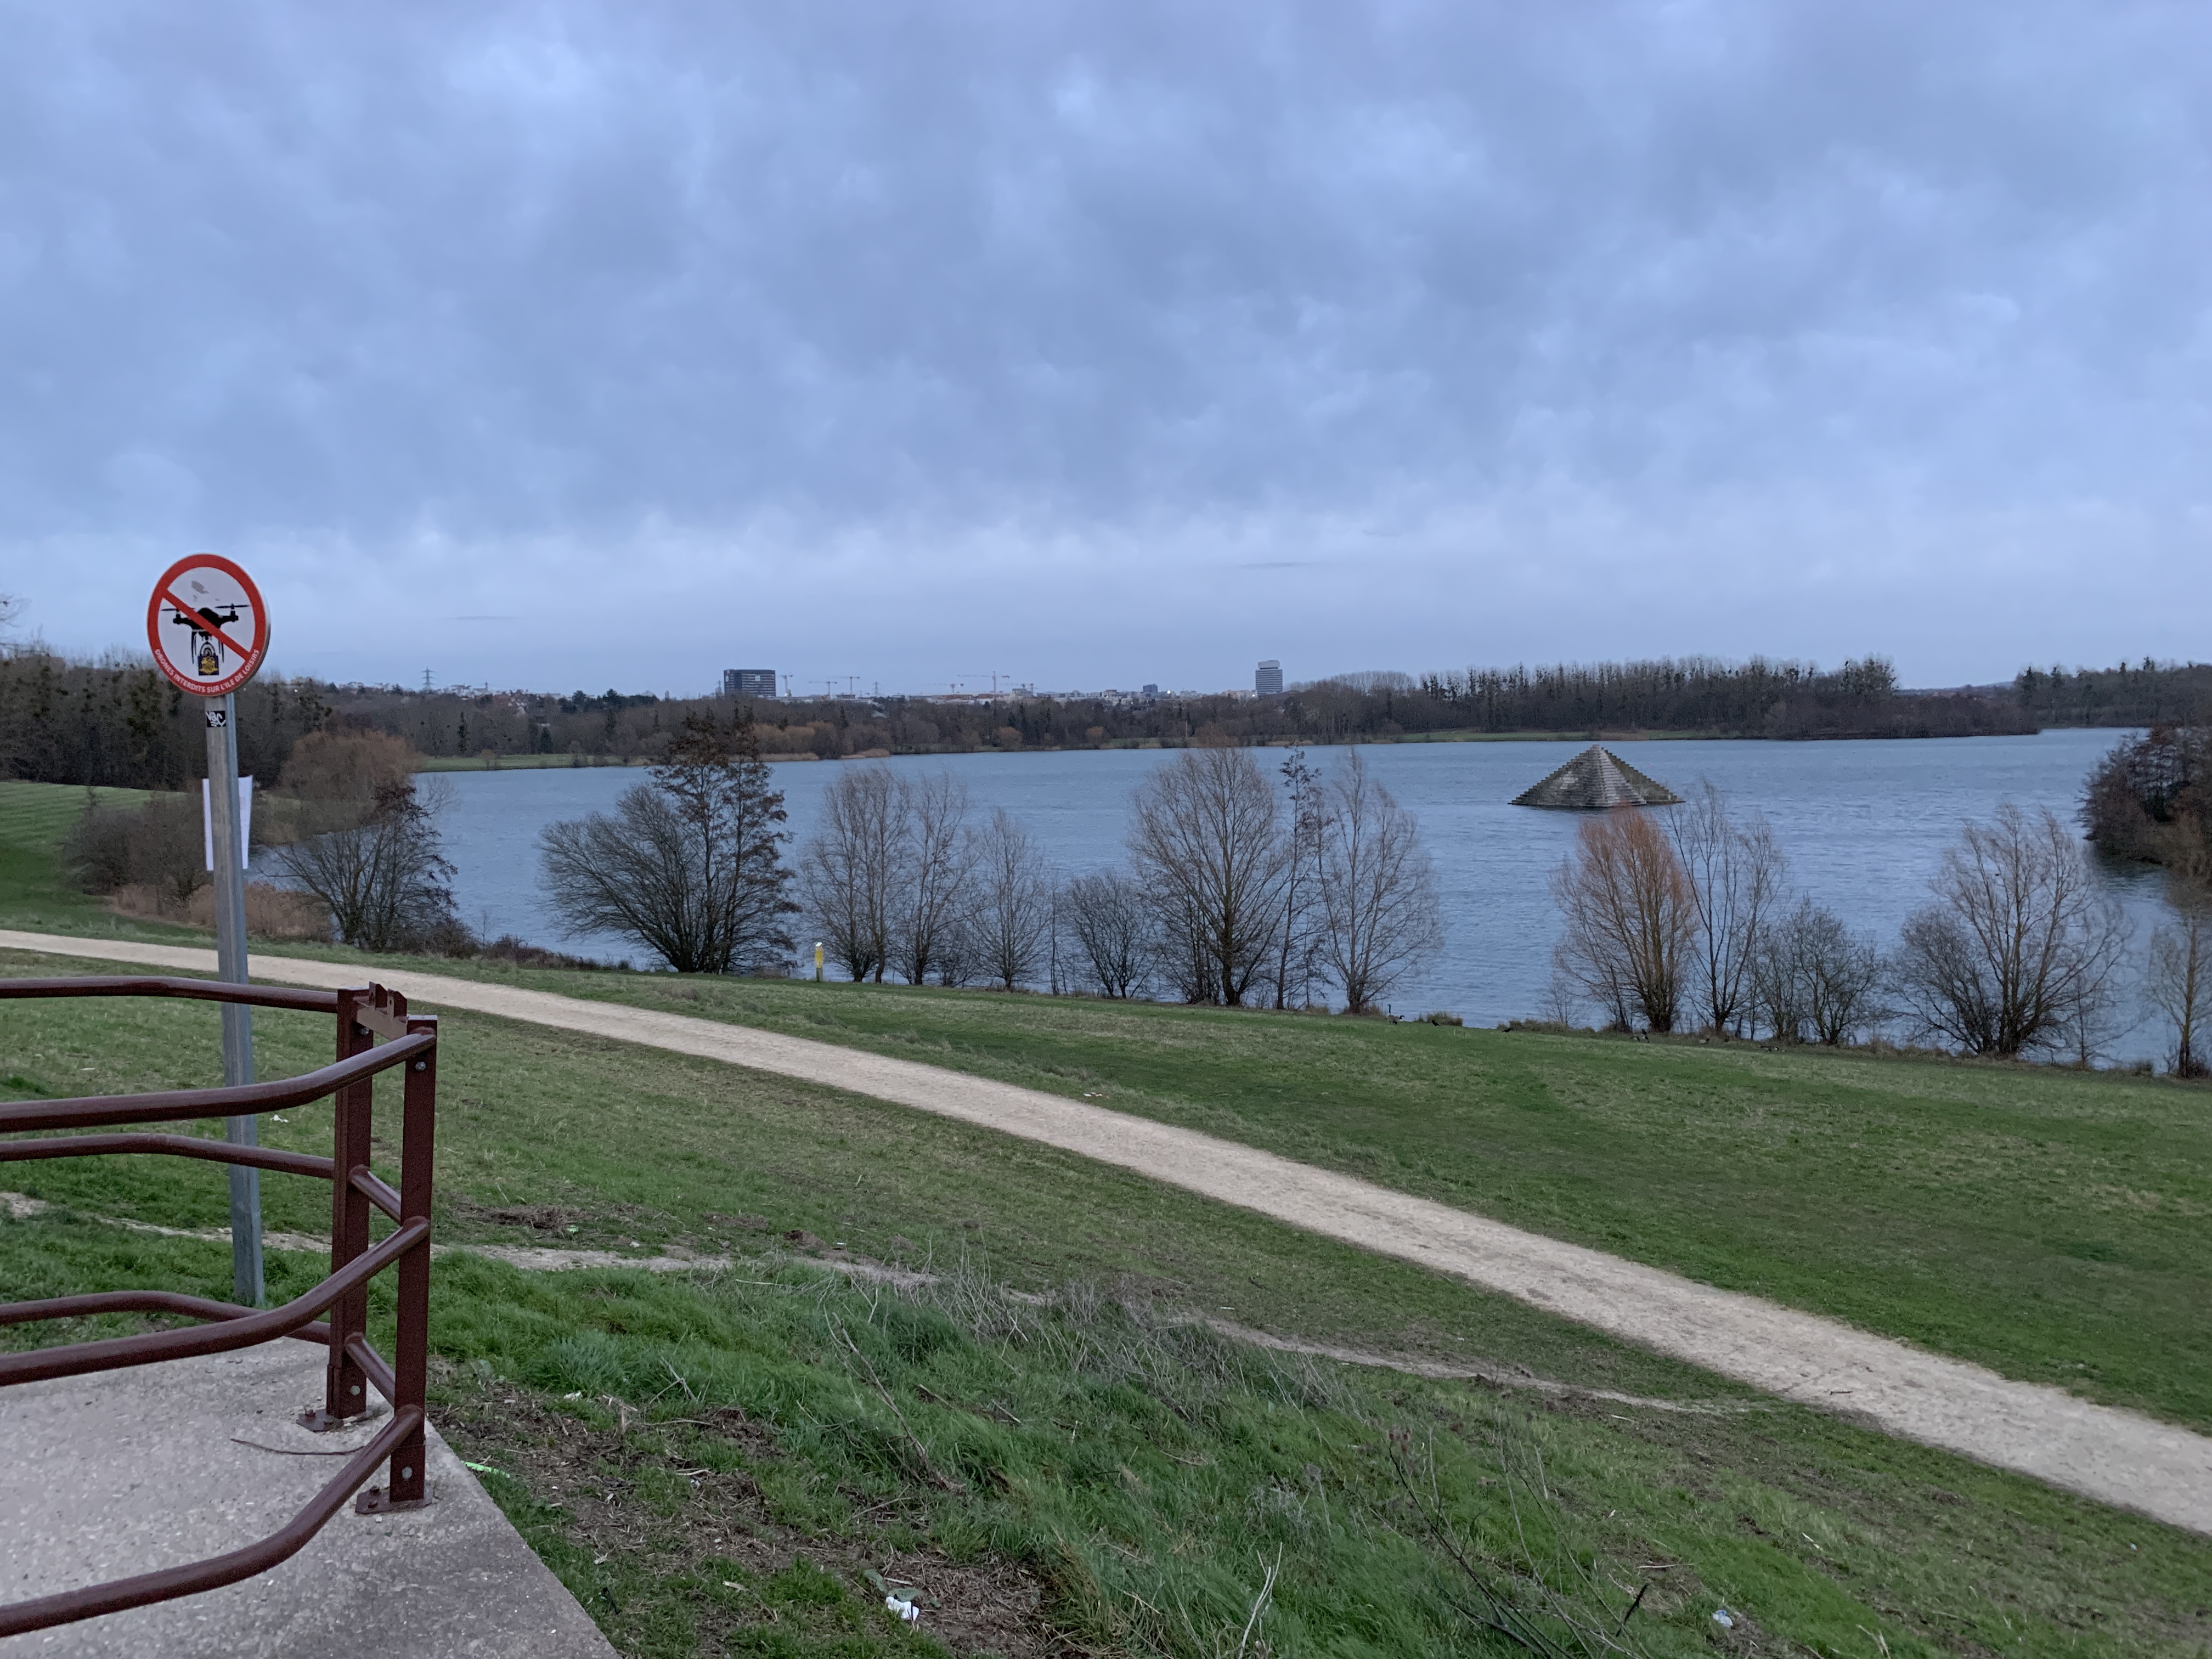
[145,555,270,698]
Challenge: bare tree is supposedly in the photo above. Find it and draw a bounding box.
[969,809,1053,990]
[538,713,792,972]
[1754,899,1885,1045]
[1314,751,1443,1014]
[1892,804,2132,1058]
[1150,889,1220,1004]
[60,792,140,896]
[1549,810,1696,1032]
[142,793,218,912]
[2146,855,2212,1077]
[1750,915,1810,1042]
[933,928,982,987]
[1128,746,1287,1005]
[284,779,458,951]
[60,790,216,913]
[1538,968,1585,1029]
[1666,780,1787,1036]
[889,771,976,984]
[797,765,903,981]
[1061,870,1154,998]
[1269,747,1326,1008]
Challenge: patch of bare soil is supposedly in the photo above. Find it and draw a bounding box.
[444,1193,646,1236]
[436,1378,1058,1658]
[453,1199,596,1233]
[702,1212,772,1231]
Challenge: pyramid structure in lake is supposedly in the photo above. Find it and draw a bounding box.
[1510,745,1683,809]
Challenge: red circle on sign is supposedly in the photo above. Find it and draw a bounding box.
[144,555,271,698]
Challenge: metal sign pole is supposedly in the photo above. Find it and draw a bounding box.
[147,553,272,1307]
[206,693,264,1306]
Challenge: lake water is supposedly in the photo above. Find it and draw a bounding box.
[427,730,2175,1057]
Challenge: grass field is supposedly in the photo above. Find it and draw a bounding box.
[0,781,164,940]
[3,956,2208,1658]
[0,781,154,847]
[4,775,2209,1439]
[228,962,2212,1439]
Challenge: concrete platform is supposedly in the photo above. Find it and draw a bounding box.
[0,1346,616,1657]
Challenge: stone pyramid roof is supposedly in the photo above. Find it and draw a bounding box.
[1510,744,1683,809]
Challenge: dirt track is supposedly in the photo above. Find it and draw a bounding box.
[7,928,2209,1536]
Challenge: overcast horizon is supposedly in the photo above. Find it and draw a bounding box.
[2,2,2207,697]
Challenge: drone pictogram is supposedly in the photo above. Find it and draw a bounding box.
[168,582,246,680]
[144,556,269,698]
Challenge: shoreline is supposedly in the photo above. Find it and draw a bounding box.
[413,723,2078,772]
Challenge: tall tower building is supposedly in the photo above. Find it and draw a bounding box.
[1255,659,1283,696]
[724,668,778,699]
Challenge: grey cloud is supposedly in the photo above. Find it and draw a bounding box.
[1,0,2207,686]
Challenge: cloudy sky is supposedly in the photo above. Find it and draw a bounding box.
[2,1,2206,695]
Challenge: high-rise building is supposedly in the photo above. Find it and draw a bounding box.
[1255,659,1283,696]
[724,668,778,699]
[1141,682,1159,697]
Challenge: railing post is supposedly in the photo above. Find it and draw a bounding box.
[0,974,461,1633]
[302,988,375,1432]
[359,1006,436,1512]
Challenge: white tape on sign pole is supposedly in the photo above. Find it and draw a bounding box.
[200,777,253,871]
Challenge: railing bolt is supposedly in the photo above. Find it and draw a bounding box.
[400,1466,414,1480]
[413,1062,426,1071]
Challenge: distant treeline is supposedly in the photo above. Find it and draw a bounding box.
[326,654,2039,754]
[15,646,2200,791]
[0,653,332,789]
[2015,661,2212,728]
[1397,657,2035,741]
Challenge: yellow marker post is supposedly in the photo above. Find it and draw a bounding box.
[814,941,824,981]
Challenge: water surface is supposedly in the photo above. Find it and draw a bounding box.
[432,730,2170,1054]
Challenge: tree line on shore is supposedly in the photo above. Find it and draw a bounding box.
[18,642,2209,791]
[53,703,2211,1071]
[537,714,1447,1015]
[60,712,1442,1018]
[1547,780,2210,1077]
[2081,724,2211,871]
[2015,661,2212,730]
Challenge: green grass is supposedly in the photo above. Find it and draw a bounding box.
[0,780,178,940]
[0,780,211,949]
[0,954,1726,1396]
[0,780,155,848]
[3,777,2207,1436]
[2,960,2207,1658]
[227,962,2212,1439]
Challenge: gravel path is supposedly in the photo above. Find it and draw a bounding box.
[7,929,2209,1536]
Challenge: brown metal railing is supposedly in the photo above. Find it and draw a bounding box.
[0,975,439,1638]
